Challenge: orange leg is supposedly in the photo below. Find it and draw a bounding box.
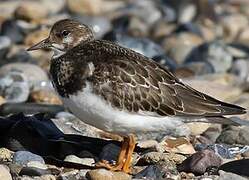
[95,134,136,174]
[122,134,136,173]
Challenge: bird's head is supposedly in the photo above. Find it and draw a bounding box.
[27,19,94,58]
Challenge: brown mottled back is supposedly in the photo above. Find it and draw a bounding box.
[51,40,246,117]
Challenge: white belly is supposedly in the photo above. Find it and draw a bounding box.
[61,82,190,136]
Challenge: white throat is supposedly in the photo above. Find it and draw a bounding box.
[51,43,66,59]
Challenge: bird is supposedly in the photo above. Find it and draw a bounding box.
[27,19,247,173]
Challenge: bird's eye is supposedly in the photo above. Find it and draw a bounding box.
[61,30,70,37]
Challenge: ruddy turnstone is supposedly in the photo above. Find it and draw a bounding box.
[27,19,246,173]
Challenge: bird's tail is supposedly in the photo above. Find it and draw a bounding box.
[182,116,249,126]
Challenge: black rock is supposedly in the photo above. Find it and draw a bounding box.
[219,159,249,177]
[0,113,125,169]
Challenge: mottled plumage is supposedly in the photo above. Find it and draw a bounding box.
[49,39,245,117]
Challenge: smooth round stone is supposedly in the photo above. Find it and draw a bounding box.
[202,124,222,143]
[178,3,196,23]
[67,0,103,15]
[0,165,12,180]
[163,32,203,65]
[73,15,112,39]
[41,0,66,15]
[216,126,249,145]
[151,21,176,39]
[86,169,131,180]
[0,19,25,43]
[64,155,95,166]
[0,71,29,103]
[127,0,162,26]
[221,13,248,41]
[14,1,49,21]
[0,36,11,59]
[13,151,45,166]
[0,1,21,18]
[0,63,48,86]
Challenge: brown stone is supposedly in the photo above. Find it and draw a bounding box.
[14,2,49,21]
[30,90,62,105]
[24,29,50,47]
[86,169,131,180]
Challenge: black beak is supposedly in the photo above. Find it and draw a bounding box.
[27,38,51,51]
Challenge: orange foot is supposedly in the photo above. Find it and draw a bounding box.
[96,134,136,174]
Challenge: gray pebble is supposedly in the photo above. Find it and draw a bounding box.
[217,126,249,145]
[0,71,29,103]
[13,151,45,166]
[0,63,49,88]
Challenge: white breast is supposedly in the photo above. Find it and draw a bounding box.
[61,82,190,136]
